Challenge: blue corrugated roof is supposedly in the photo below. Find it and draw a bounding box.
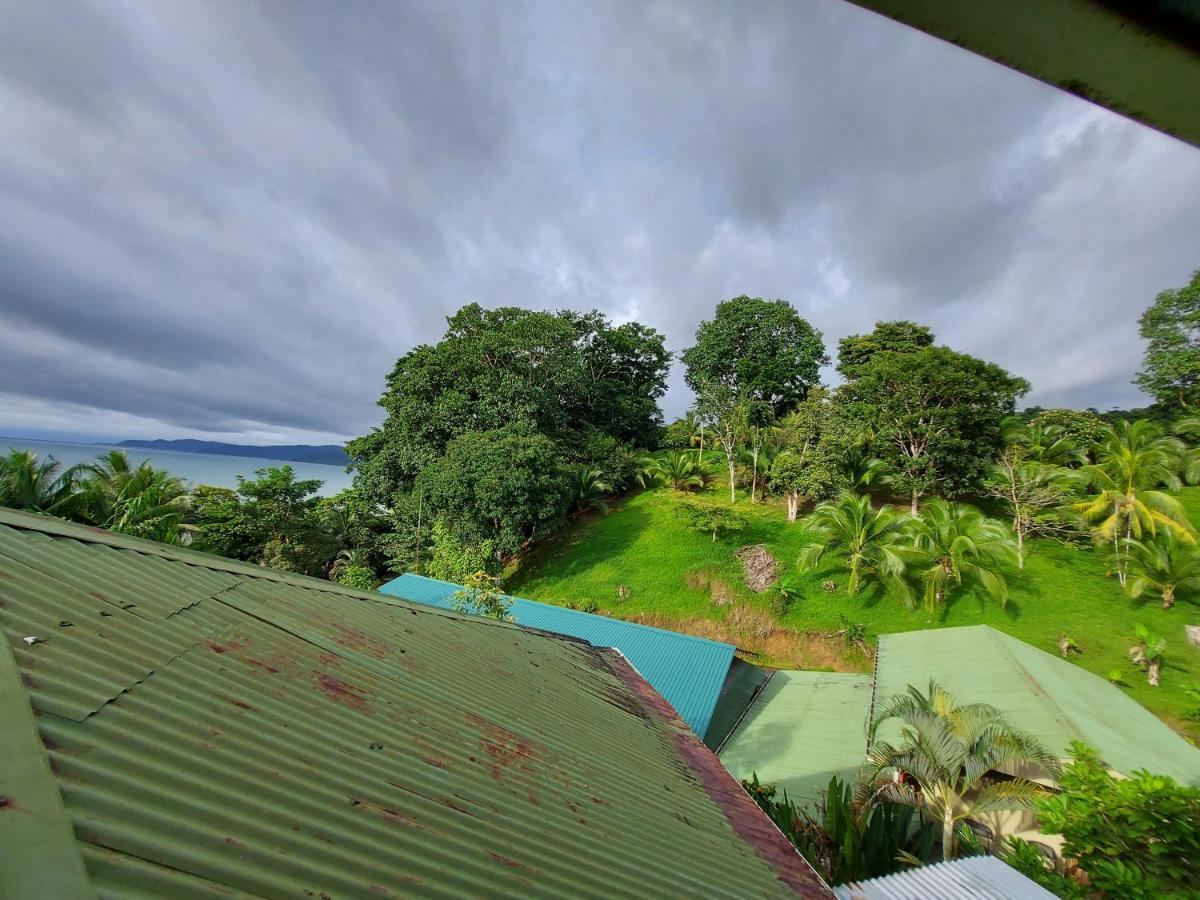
[380,573,735,739]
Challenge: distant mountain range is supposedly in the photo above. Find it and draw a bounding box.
[116,439,349,466]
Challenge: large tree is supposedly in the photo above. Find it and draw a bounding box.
[843,344,1029,511]
[349,304,670,503]
[682,296,828,417]
[1135,269,1200,409]
[417,425,571,560]
[682,297,827,501]
[836,320,934,380]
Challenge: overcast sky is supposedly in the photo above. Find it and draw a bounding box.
[2,0,1199,446]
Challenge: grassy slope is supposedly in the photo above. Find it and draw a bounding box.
[508,477,1200,741]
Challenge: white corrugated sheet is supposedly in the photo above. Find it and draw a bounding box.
[834,856,1057,899]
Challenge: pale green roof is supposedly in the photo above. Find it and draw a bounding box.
[719,671,873,804]
[873,626,1200,786]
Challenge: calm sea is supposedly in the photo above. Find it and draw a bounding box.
[0,438,353,497]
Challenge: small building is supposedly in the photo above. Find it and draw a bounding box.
[380,572,736,740]
[0,508,828,898]
[719,624,1200,850]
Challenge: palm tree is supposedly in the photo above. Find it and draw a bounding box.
[330,547,372,579]
[1130,624,1167,687]
[1002,417,1087,467]
[684,410,706,464]
[1123,531,1200,609]
[570,464,612,515]
[798,492,911,598]
[860,681,1059,862]
[78,451,191,542]
[840,446,890,491]
[0,449,83,516]
[905,500,1017,611]
[1076,420,1192,586]
[637,451,707,492]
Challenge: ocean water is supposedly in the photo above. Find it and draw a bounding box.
[0,438,353,497]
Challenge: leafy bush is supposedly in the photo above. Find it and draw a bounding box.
[452,570,513,621]
[335,565,380,591]
[672,495,748,543]
[742,774,934,885]
[1034,742,1200,898]
[425,521,499,581]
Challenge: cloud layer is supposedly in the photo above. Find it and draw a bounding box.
[2,0,1199,443]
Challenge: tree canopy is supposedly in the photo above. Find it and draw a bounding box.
[682,296,828,417]
[349,303,670,502]
[843,344,1029,508]
[1135,269,1200,410]
[836,320,934,379]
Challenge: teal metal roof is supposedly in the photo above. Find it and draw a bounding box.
[719,672,874,804]
[381,573,736,740]
[873,626,1200,786]
[0,507,828,898]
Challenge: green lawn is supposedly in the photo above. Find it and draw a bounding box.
[507,479,1200,742]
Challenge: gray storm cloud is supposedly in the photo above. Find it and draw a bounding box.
[1,0,1198,443]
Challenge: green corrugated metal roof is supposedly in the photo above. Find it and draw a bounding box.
[381,573,736,739]
[719,672,874,804]
[0,507,828,898]
[873,626,1200,786]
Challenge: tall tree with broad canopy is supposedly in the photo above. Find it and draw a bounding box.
[1135,269,1200,410]
[836,320,934,379]
[682,296,828,417]
[349,304,670,503]
[843,344,1029,512]
[683,296,828,501]
[417,425,571,561]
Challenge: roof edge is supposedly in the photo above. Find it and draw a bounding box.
[0,637,94,898]
[599,650,832,898]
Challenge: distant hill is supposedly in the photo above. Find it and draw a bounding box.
[116,439,349,466]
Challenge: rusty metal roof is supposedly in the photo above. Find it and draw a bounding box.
[0,507,829,898]
[381,573,736,739]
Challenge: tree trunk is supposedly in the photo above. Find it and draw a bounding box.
[910,489,920,516]
[1016,528,1024,570]
[698,426,704,464]
[787,492,798,523]
[942,811,956,862]
[1163,586,1175,609]
[728,458,737,503]
[1149,658,1161,687]
[750,448,759,503]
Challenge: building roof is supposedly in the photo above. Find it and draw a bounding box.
[380,573,736,739]
[873,626,1200,786]
[832,855,1057,899]
[0,507,828,899]
[719,672,874,803]
[845,0,1200,150]
[704,658,775,751]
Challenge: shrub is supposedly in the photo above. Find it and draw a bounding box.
[335,565,379,591]
[1034,742,1200,898]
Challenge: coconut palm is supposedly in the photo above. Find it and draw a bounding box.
[329,546,372,579]
[1173,416,1200,484]
[637,451,707,492]
[798,492,911,598]
[1130,624,1167,687]
[1002,417,1087,467]
[0,449,83,516]
[1075,419,1192,585]
[78,451,191,542]
[683,410,707,464]
[570,464,612,515]
[840,446,890,491]
[1123,531,1200,609]
[860,681,1059,862]
[905,500,1018,611]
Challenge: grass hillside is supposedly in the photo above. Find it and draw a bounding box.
[507,475,1200,742]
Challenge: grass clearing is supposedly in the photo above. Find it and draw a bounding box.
[507,477,1200,741]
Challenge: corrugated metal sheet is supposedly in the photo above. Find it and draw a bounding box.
[704,659,773,751]
[873,626,1200,785]
[833,855,1057,899]
[380,573,736,739]
[0,507,829,898]
[719,672,873,803]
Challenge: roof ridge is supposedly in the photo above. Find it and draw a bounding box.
[983,626,1088,748]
